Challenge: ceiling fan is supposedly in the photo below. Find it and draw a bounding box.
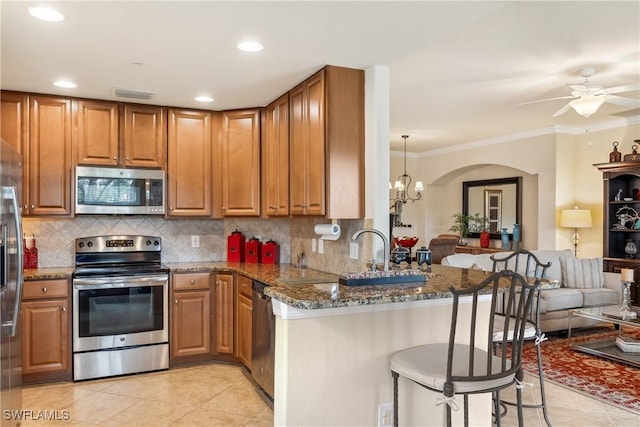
[521,67,640,118]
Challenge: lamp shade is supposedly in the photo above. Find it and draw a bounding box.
[560,208,592,228]
[569,94,605,118]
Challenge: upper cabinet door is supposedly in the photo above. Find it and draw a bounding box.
[28,95,73,216]
[262,94,290,217]
[1,91,29,155]
[122,104,166,168]
[220,109,260,216]
[167,108,212,217]
[1,91,29,206]
[76,100,119,166]
[289,71,325,216]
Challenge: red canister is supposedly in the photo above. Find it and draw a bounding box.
[245,237,263,263]
[262,240,280,264]
[227,230,246,262]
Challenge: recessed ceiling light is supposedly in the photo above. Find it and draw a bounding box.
[28,6,64,22]
[237,41,263,52]
[195,96,214,103]
[54,80,77,89]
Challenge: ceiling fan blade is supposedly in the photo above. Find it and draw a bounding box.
[552,102,572,117]
[605,83,640,94]
[605,95,640,108]
[518,95,574,106]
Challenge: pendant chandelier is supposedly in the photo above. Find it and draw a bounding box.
[390,135,423,208]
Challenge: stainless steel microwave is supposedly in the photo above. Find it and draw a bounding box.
[75,166,165,215]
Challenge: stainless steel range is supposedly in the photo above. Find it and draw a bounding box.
[72,235,169,381]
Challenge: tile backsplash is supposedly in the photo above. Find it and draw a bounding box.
[23,216,366,274]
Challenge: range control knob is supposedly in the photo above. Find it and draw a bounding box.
[154,240,160,246]
[78,242,85,248]
[146,240,152,246]
[87,241,93,248]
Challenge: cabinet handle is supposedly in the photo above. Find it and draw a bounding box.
[126,157,131,161]
[222,207,227,211]
[247,307,253,312]
[31,205,35,209]
[61,307,66,312]
[189,279,195,285]
[42,287,47,293]
[269,206,278,209]
[174,299,178,304]
[169,206,174,210]
[241,283,247,288]
[113,156,117,160]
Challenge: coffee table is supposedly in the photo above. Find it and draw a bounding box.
[568,305,640,368]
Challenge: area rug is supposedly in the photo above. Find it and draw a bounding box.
[521,327,640,414]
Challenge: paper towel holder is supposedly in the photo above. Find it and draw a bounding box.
[314,223,341,240]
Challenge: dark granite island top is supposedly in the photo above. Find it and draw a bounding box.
[263,264,493,310]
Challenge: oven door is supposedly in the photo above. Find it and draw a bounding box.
[72,274,168,352]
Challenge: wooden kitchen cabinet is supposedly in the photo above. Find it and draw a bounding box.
[121,103,166,168]
[27,95,73,216]
[21,279,71,383]
[262,94,289,217]
[76,99,119,166]
[214,272,235,355]
[76,101,166,168]
[236,274,253,368]
[0,91,29,156]
[170,272,211,362]
[217,109,260,217]
[0,91,29,204]
[289,66,364,218]
[167,108,213,217]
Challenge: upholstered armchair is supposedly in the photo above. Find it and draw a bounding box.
[427,234,459,264]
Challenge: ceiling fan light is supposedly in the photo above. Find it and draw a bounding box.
[569,94,605,118]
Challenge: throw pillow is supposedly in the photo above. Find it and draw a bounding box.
[559,257,604,289]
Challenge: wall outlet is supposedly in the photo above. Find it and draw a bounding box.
[191,235,200,248]
[349,242,359,260]
[378,402,393,427]
[317,238,324,254]
[311,238,317,253]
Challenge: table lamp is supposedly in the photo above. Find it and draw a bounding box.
[560,206,592,257]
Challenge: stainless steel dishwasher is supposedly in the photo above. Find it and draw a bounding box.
[252,280,274,398]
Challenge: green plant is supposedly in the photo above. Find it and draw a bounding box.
[449,213,471,239]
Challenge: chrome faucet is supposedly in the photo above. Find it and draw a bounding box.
[351,228,390,272]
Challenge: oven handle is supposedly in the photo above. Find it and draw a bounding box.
[73,274,168,288]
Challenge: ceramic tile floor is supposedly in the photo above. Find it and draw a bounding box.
[20,364,640,426]
[20,364,273,427]
[498,373,640,427]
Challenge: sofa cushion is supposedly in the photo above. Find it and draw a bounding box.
[530,249,574,281]
[580,288,620,307]
[539,288,583,313]
[560,257,604,288]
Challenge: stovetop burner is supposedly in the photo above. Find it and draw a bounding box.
[74,235,165,277]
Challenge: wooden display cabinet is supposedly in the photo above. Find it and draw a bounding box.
[595,161,640,306]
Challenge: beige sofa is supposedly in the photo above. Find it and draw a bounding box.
[441,249,623,333]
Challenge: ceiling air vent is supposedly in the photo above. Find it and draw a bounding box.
[113,88,154,100]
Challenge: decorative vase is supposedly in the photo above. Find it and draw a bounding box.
[501,228,510,250]
[480,230,490,248]
[625,239,638,259]
[512,224,521,251]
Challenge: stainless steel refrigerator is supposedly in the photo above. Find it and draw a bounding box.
[1,139,24,426]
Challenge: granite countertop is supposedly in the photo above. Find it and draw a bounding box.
[24,262,554,311]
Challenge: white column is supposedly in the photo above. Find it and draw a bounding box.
[364,65,391,256]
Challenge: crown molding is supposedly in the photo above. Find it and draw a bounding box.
[411,115,640,158]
